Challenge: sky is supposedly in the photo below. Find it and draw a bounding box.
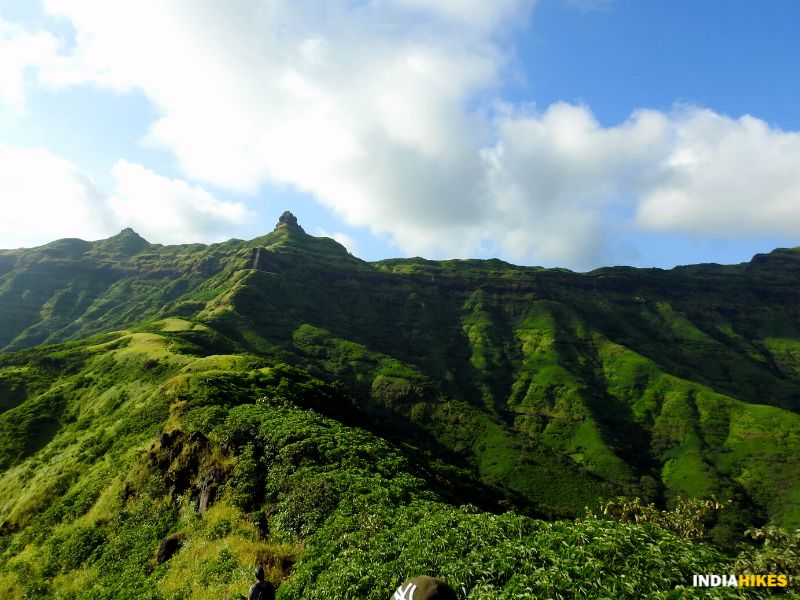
[0,0,799,271]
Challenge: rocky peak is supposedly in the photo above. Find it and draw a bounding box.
[109,227,147,242]
[95,227,150,257]
[277,210,303,231]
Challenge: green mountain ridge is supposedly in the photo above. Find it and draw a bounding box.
[1,213,799,597]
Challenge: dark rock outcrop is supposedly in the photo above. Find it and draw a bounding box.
[198,467,227,513]
[145,429,229,511]
[156,533,185,564]
[278,211,299,228]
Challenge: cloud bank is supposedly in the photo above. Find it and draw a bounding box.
[0,142,110,247]
[4,1,800,267]
[0,143,248,248]
[0,19,59,113]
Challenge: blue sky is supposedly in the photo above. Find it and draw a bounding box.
[522,1,800,128]
[0,0,798,270]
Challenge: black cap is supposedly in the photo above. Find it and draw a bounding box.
[390,576,457,599]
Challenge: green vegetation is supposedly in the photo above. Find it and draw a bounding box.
[1,345,795,598]
[1,217,799,596]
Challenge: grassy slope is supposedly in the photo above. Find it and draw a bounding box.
[1,323,788,599]
[212,234,800,530]
[0,231,254,352]
[1,225,799,538]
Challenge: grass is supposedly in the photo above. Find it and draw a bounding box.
[1,232,800,596]
[0,332,797,597]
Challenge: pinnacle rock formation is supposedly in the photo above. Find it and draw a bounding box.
[277,210,302,230]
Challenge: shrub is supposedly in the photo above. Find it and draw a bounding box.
[587,496,725,541]
[53,525,106,572]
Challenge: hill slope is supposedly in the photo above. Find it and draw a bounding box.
[0,322,792,598]
[1,213,799,596]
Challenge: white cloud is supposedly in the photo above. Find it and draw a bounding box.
[108,160,250,244]
[31,0,526,250]
[0,142,110,247]
[478,103,670,265]
[0,19,60,113]
[634,109,800,236]
[481,105,800,265]
[315,227,359,255]
[0,143,249,249]
[8,1,800,268]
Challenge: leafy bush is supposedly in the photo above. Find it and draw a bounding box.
[2,346,797,600]
[51,525,106,572]
[274,474,340,538]
[735,527,800,591]
[588,496,726,541]
[199,547,240,586]
[227,444,264,512]
[280,501,741,599]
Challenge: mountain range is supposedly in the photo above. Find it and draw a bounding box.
[1,212,798,598]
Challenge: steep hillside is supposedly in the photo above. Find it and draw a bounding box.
[0,323,793,598]
[1,213,799,595]
[2,214,799,532]
[0,213,368,353]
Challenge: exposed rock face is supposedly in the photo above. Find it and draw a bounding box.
[96,227,150,257]
[277,210,301,229]
[198,468,226,513]
[145,429,228,512]
[156,533,185,564]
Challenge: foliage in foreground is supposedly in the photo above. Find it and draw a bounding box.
[0,365,797,599]
[0,319,798,599]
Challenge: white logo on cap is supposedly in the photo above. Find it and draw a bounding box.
[394,583,417,599]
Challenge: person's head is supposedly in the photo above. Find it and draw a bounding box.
[391,575,457,600]
[254,565,265,581]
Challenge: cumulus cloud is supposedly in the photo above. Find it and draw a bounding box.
[482,104,800,264]
[634,108,800,236]
[0,142,111,247]
[0,19,60,112]
[108,160,250,244]
[479,104,670,264]
[9,0,800,267]
[315,227,359,255]
[35,1,506,237]
[0,143,248,249]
